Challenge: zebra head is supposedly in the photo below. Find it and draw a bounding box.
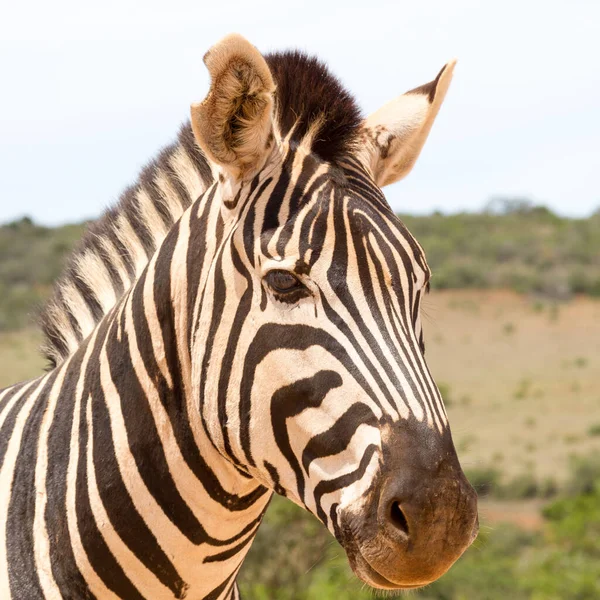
[190,35,477,590]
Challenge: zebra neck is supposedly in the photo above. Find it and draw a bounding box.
[0,144,273,598]
[84,202,272,597]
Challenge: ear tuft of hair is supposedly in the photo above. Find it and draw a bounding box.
[265,51,363,165]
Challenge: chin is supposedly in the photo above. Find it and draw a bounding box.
[344,544,433,592]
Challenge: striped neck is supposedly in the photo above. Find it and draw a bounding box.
[44,183,272,598]
[85,188,272,597]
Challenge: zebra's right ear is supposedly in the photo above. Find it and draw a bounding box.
[358,60,456,188]
[191,34,277,182]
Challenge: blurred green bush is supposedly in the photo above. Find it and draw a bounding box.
[400,199,600,299]
[0,217,84,330]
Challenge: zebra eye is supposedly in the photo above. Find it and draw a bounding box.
[265,270,302,294]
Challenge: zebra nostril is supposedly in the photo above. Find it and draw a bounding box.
[389,501,410,538]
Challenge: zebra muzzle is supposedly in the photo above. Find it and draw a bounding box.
[336,430,479,590]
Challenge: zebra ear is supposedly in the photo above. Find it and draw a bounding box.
[359,60,456,188]
[191,34,276,181]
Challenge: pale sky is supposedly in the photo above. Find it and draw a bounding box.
[0,0,598,225]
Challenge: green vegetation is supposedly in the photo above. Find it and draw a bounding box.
[464,452,600,501]
[465,465,503,496]
[400,199,600,298]
[589,423,600,437]
[564,452,600,496]
[0,217,84,331]
[465,466,558,501]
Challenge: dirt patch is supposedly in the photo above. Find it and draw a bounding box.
[425,290,600,483]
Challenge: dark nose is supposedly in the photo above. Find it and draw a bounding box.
[338,466,478,589]
[378,468,478,548]
[337,420,479,589]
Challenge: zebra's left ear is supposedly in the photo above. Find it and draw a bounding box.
[358,60,456,188]
[191,34,276,181]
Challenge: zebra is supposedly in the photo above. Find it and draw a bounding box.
[0,34,478,599]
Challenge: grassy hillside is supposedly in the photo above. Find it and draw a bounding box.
[400,200,600,297]
[424,290,600,485]
[0,217,84,331]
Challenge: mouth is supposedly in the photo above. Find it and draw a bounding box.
[345,543,425,591]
